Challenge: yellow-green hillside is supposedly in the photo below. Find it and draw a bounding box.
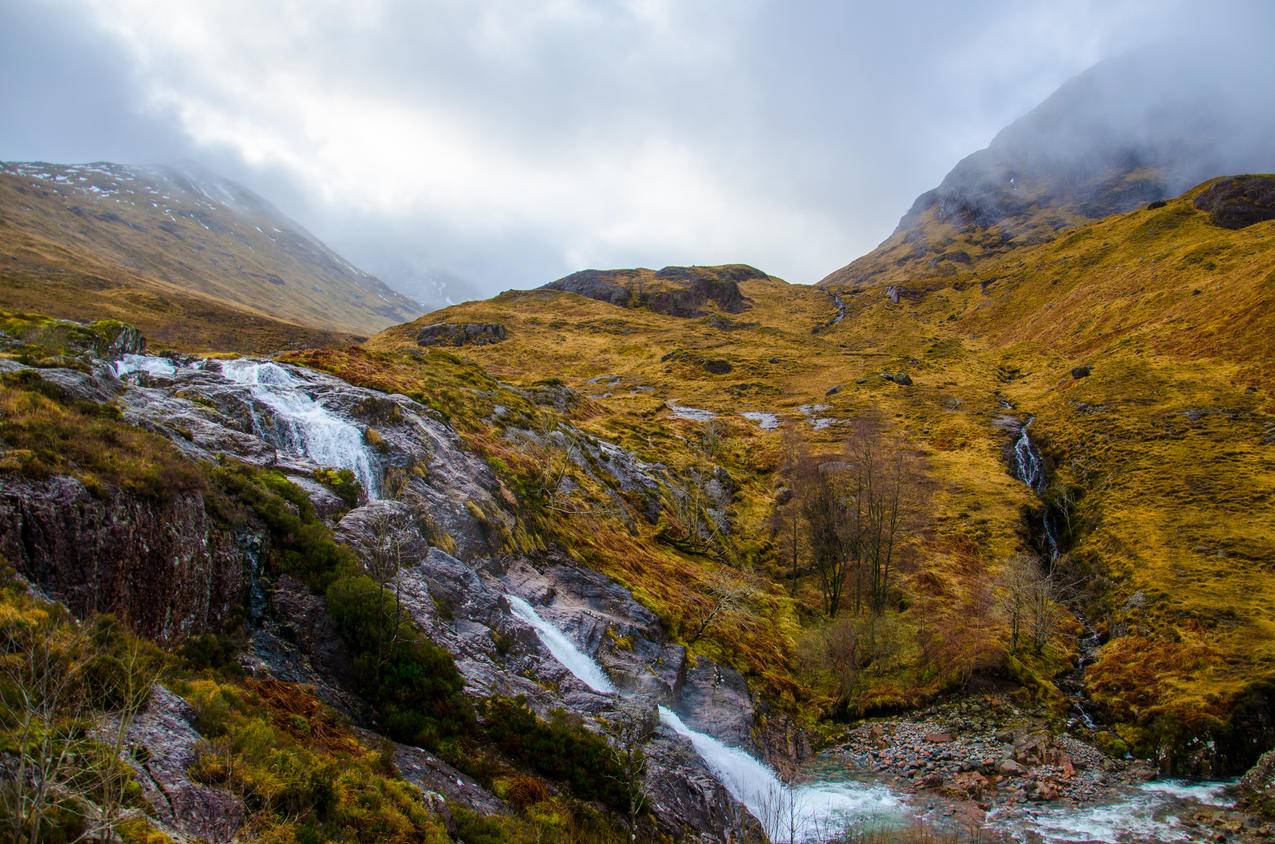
[356,177,1274,771]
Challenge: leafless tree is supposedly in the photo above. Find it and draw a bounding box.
[602,697,660,842]
[364,509,408,674]
[0,608,160,843]
[799,456,853,617]
[771,425,807,583]
[799,420,919,617]
[684,569,751,647]
[996,554,1064,656]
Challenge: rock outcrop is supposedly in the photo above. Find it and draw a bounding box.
[0,475,249,645]
[1193,175,1275,229]
[544,264,760,318]
[122,685,246,841]
[415,322,508,347]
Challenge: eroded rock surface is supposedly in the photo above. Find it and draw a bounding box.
[123,685,246,842]
[0,474,248,644]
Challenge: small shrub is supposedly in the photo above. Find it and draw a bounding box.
[311,467,360,508]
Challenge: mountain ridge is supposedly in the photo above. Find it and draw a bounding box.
[820,48,1275,289]
[0,160,422,350]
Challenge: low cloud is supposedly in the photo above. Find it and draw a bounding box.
[3,1,1273,305]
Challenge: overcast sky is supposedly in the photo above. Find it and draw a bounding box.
[1,1,1269,304]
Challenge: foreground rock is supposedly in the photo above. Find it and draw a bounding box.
[122,686,245,842]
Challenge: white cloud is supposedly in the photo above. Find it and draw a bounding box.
[8,0,1273,299]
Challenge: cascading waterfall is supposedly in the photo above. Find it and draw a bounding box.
[112,354,381,499]
[504,593,903,842]
[1011,417,1060,563]
[1012,417,1096,729]
[216,360,380,498]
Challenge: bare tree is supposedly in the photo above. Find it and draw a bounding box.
[771,425,807,583]
[843,420,916,614]
[996,554,1063,656]
[799,456,853,617]
[364,509,408,675]
[684,569,750,647]
[0,606,159,843]
[798,421,918,617]
[602,697,659,842]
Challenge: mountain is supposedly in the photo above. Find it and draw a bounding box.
[3,64,1275,844]
[370,174,1275,784]
[0,161,422,350]
[821,48,1275,289]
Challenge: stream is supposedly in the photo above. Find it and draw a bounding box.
[1011,416,1099,730]
[113,354,382,497]
[107,355,1246,842]
[508,594,907,842]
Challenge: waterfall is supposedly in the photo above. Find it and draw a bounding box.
[505,593,903,842]
[113,353,178,379]
[1012,417,1046,493]
[505,594,615,694]
[830,292,847,325]
[1012,417,1059,562]
[216,360,380,498]
[111,354,381,499]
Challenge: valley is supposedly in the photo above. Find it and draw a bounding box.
[1,56,1274,844]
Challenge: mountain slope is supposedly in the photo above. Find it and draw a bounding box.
[822,48,1275,290]
[0,161,421,347]
[365,176,1275,774]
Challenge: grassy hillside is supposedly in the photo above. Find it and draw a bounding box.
[0,162,419,350]
[360,178,1274,772]
[3,159,1268,775]
[363,274,1042,718]
[819,177,1275,768]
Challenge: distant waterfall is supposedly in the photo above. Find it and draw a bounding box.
[504,593,902,842]
[1012,417,1059,563]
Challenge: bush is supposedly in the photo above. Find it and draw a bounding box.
[215,465,473,749]
[312,467,361,509]
[326,574,472,747]
[480,697,629,810]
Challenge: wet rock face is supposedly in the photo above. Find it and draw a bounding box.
[113,358,509,561]
[0,475,248,645]
[379,547,765,840]
[415,322,508,347]
[1193,175,1275,229]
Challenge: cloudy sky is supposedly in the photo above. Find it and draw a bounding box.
[1,1,1268,304]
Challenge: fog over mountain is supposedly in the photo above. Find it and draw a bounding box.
[3,1,1273,307]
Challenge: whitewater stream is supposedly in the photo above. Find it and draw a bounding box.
[511,590,1245,843]
[108,354,1245,842]
[113,354,381,498]
[507,594,907,842]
